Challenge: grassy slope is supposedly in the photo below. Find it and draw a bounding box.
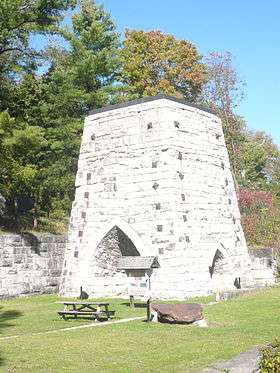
[0,288,280,372]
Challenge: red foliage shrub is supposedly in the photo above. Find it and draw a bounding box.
[238,189,280,246]
[241,214,257,238]
[238,188,274,213]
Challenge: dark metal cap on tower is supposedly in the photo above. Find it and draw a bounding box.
[88,93,216,116]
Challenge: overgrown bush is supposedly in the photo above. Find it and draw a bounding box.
[238,189,280,247]
[260,339,280,372]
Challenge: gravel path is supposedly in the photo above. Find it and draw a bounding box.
[201,347,260,373]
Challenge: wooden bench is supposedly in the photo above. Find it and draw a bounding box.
[57,301,115,320]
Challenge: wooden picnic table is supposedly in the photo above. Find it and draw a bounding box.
[57,301,115,321]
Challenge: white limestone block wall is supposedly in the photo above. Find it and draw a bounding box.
[60,95,253,299]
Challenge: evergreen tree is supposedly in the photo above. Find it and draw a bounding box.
[0,0,76,77]
[0,0,121,230]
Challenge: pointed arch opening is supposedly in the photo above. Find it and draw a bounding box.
[85,221,148,296]
[209,246,236,292]
[93,225,140,279]
[209,249,226,278]
[97,225,140,258]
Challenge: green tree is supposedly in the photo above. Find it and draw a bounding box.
[18,1,117,222]
[120,29,206,100]
[34,0,120,218]
[0,0,121,230]
[236,130,280,189]
[0,0,76,76]
[57,0,120,107]
[0,110,47,228]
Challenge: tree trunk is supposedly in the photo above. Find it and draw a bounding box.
[33,197,38,230]
[6,196,19,230]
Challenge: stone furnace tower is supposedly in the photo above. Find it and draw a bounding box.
[60,94,252,299]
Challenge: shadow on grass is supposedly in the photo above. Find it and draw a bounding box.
[0,306,23,366]
[0,307,22,332]
[60,316,111,322]
[121,302,147,309]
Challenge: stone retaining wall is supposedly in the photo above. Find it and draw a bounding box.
[248,247,277,287]
[0,233,66,299]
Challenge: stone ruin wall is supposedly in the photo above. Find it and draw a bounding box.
[60,97,256,299]
[248,247,277,287]
[0,234,65,299]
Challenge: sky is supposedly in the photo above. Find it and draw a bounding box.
[100,0,280,145]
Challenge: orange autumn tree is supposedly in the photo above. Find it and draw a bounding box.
[120,30,207,100]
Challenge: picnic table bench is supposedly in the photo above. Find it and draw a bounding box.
[57,301,115,321]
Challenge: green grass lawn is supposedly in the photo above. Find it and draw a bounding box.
[0,288,280,372]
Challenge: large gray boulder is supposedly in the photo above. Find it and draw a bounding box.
[151,303,203,324]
